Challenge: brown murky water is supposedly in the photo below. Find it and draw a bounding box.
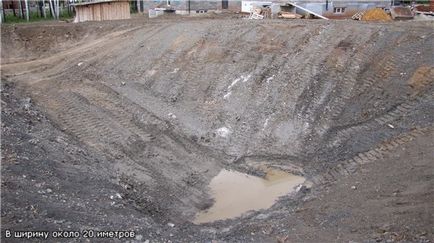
[194,168,306,224]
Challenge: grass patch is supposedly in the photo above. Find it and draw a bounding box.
[2,10,74,23]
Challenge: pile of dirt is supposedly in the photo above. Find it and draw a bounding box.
[0,19,145,64]
[362,8,392,21]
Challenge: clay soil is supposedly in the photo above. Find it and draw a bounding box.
[1,15,434,242]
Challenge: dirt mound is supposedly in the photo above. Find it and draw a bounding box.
[0,20,142,64]
[362,8,392,21]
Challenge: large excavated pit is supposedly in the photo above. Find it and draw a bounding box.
[1,18,433,242]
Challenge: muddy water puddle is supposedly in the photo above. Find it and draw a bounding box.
[194,168,306,224]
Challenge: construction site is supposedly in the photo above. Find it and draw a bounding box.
[1,0,434,242]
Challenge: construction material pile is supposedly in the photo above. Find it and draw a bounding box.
[351,11,365,20]
[390,6,414,20]
[248,6,271,19]
[414,4,434,18]
[279,11,302,19]
[361,8,392,21]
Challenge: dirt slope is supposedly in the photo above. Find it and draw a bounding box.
[1,17,433,242]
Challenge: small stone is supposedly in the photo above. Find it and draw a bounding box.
[255,213,269,220]
[135,234,143,241]
[77,62,83,66]
[296,184,309,193]
[29,138,39,145]
[167,222,175,227]
[295,184,303,192]
[22,98,32,110]
[351,186,357,190]
[121,82,126,86]
[55,136,65,143]
[46,188,53,193]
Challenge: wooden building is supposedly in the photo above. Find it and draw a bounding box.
[73,0,130,23]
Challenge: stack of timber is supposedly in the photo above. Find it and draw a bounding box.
[279,11,302,19]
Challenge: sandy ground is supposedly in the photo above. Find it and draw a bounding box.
[1,15,433,242]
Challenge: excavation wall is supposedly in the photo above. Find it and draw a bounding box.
[1,18,433,241]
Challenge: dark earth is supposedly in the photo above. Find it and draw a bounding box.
[1,15,433,242]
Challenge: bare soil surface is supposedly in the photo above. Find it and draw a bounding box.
[1,16,433,242]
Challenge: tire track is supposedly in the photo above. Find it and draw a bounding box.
[49,92,125,144]
[312,126,432,186]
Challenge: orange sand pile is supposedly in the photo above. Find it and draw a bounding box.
[362,8,392,21]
